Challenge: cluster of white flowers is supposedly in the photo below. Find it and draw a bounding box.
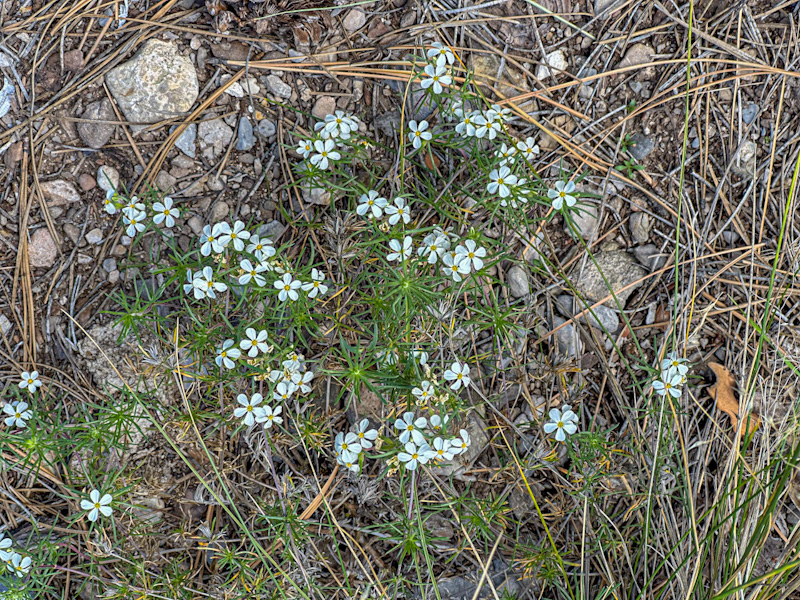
[544,404,579,442]
[455,103,512,141]
[233,392,282,428]
[334,418,379,472]
[3,371,41,428]
[357,191,413,225]
[105,191,180,234]
[0,531,32,578]
[80,489,114,522]
[380,227,487,282]
[268,350,314,399]
[296,110,361,171]
[653,352,689,398]
[394,411,471,471]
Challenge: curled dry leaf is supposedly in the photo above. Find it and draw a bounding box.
[708,362,760,436]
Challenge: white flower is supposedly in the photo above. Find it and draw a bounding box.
[219,220,250,252]
[432,437,455,461]
[489,104,513,122]
[427,42,455,67]
[418,230,449,264]
[443,361,470,390]
[9,553,31,577]
[411,348,428,365]
[487,166,517,198]
[152,197,179,227]
[473,110,501,139]
[183,270,195,295]
[387,236,413,262]
[412,380,434,402]
[3,401,32,428]
[19,371,42,394]
[408,120,432,149]
[543,404,579,441]
[215,339,241,370]
[394,411,427,445]
[193,266,228,300]
[661,351,689,376]
[429,413,449,433]
[337,452,360,472]
[354,418,378,450]
[495,143,517,166]
[234,393,263,427]
[297,370,314,394]
[455,109,479,137]
[80,489,113,522]
[420,63,451,95]
[322,111,357,138]
[122,209,146,237]
[283,350,304,371]
[238,259,267,286]
[296,139,314,159]
[653,371,683,398]
[273,381,298,402]
[450,428,470,454]
[274,273,302,301]
[239,328,269,357]
[357,191,388,219]
[398,441,432,470]
[123,196,145,213]
[246,234,276,260]
[547,180,578,210]
[103,189,119,215]
[0,533,11,551]
[256,404,283,428]
[385,197,412,226]
[310,139,340,170]
[200,223,229,256]
[517,137,540,162]
[335,431,363,462]
[302,268,329,298]
[442,251,471,282]
[455,239,486,271]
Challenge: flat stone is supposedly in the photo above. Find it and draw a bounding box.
[39,179,80,205]
[312,96,336,120]
[555,294,619,333]
[569,203,600,240]
[742,103,758,125]
[265,75,292,99]
[210,201,229,222]
[198,118,233,160]
[105,40,199,125]
[302,186,330,206]
[628,132,655,160]
[553,316,582,357]
[594,0,616,15]
[629,212,650,244]
[258,220,285,241]
[343,9,367,32]
[108,270,120,284]
[172,123,197,158]
[507,265,529,298]
[536,49,568,81]
[210,41,250,62]
[154,170,177,192]
[78,98,115,149]
[616,43,655,70]
[0,314,11,336]
[471,53,527,100]
[632,244,667,270]
[575,250,647,307]
[236,116,255,151]
[257,119,276,137]
[29,228,58,268]
[187,216,204,236]
[86,228,104,244]
[63,224,81,245]
[64,49,84,71]
[102,257,117,272]
[78,173,96,191]
[96,165,119,193]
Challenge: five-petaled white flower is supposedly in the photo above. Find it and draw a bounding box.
[103,189,119,215]
[302,268,328,298]
[296,139,314,159]
[432,437,455,461]
[152,197,180,228]
[310,139,340,170]
[442,252,471,282]
[473,110,501,140]
[273,380,298,402]
[322,111,357,139]
[487,166,517,198]
[548,180,578,210]
[661,351,689,376]
[123,196,145,213]
[385,197,412,226]
[19,371,42,394]
[455,108,478,137]
[398,441,433,470]
[427,41,455,66]
[0,533,11,552]
[455,240,486,271]
[3,401,32,428]
[256,404,283,428]
[420,63,452,95]
[517,137,540,162]
[246,234,276,261]
[274,273,302,302]
[80,489,113,522]
[240,328,269,357]
[450,428,470,454]
[215,339,241,370]
[354,418,378,450]
[653,371,683,398]
[394,411,427,445]
[200,223,228,256]
[544,404,579,441]
[9,552,31,577]
[238,259,267,286]
[234,392,263,426]
[192,266,228,299]
[219,220,250,252]
[412,380,434,402]
[335,431,363,463]
[408,120,432,149]
[357,190,388,219]
[418,230,449,264]
[430,413,449,432]
[123,209,146,237]
[444,361,470,390]
[387,236,413,262]
[495,143,517,166]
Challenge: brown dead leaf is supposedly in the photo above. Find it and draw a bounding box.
[708,362,760,436]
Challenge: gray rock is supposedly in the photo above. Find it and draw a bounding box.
[594,0,616,15]
[78,173,96,191]
[569,202,600,240]
[535,49,568,81]
[343,9,366,32]
[105,40,199,125]
[302,186,330,206]
[265,75,292,99]
[419,558,528,600]
[108,270,120,284]
[374,110,402,137]
[86,228,104,245]
[616,43,655,69]
[257,119,276,137]
[187,216,204,236]
[555,294,619,333]
[633,244,667,270]
[629,212,650,243]
[39,179,80,205]
[628,132,655,160]
[172,123,197,158]
[575,250,647,307]
[0,314,11,336]
[507,265,529,298]
[258,220,285,241]
[210,202,229,222]
[154,170,176,192]
[102,258,117,272]
[630,81,643,94]
[236,116,255,151]
[731,140,757,178]
[312,96,336,120]
[63,224,81,245]
[742,103,758,124]
[198,118,234,160]
[96,166,120,193]
[78,99,115,149]
[553,316,582,357]
[29,228,58,268]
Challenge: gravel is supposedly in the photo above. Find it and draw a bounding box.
[258,220,286,241]
[312,96,336,120]
[86,228,104,245]
[616,43,655,69]
[198,118,234,160]
[343,9,367,32]
[536,49,568,80]
[172,123,197,158]
[555,294,619,333]
[265,75,292,99]
[629,212,650,244]
[570,203,600,240]
[257,119,276,137]
[628,133,655,160]
[731,140,757,177]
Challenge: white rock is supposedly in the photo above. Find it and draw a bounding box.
[96,166,120,193]
[536,50,568,80]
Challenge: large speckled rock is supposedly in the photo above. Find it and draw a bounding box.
[105,40,198,125]
[575,250,647,307]
[29,228,58,268]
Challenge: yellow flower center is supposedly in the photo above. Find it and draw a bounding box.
[412,453,418,460]
[557,421,564,428]
[497,178,504,185]
[559,191,566,198]
[94,502,101,509]
[284,285,290,291]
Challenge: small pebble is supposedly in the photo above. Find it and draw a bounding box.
[742,103,759,125]
[265,75,292,99]
[102,258,117,272]
[236,116,255,151]
[63,224,81,245]
[343,9,367,32]
[312,96,336,120]
[108,270,120,284]
[507,266,529,298]
[187,216,204,236]
[86,228,104,245]
[97,165,120,193]
[78,173,96,191]
[29,228,59,268]
[257,119,276,137]
[210,201,229,222]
